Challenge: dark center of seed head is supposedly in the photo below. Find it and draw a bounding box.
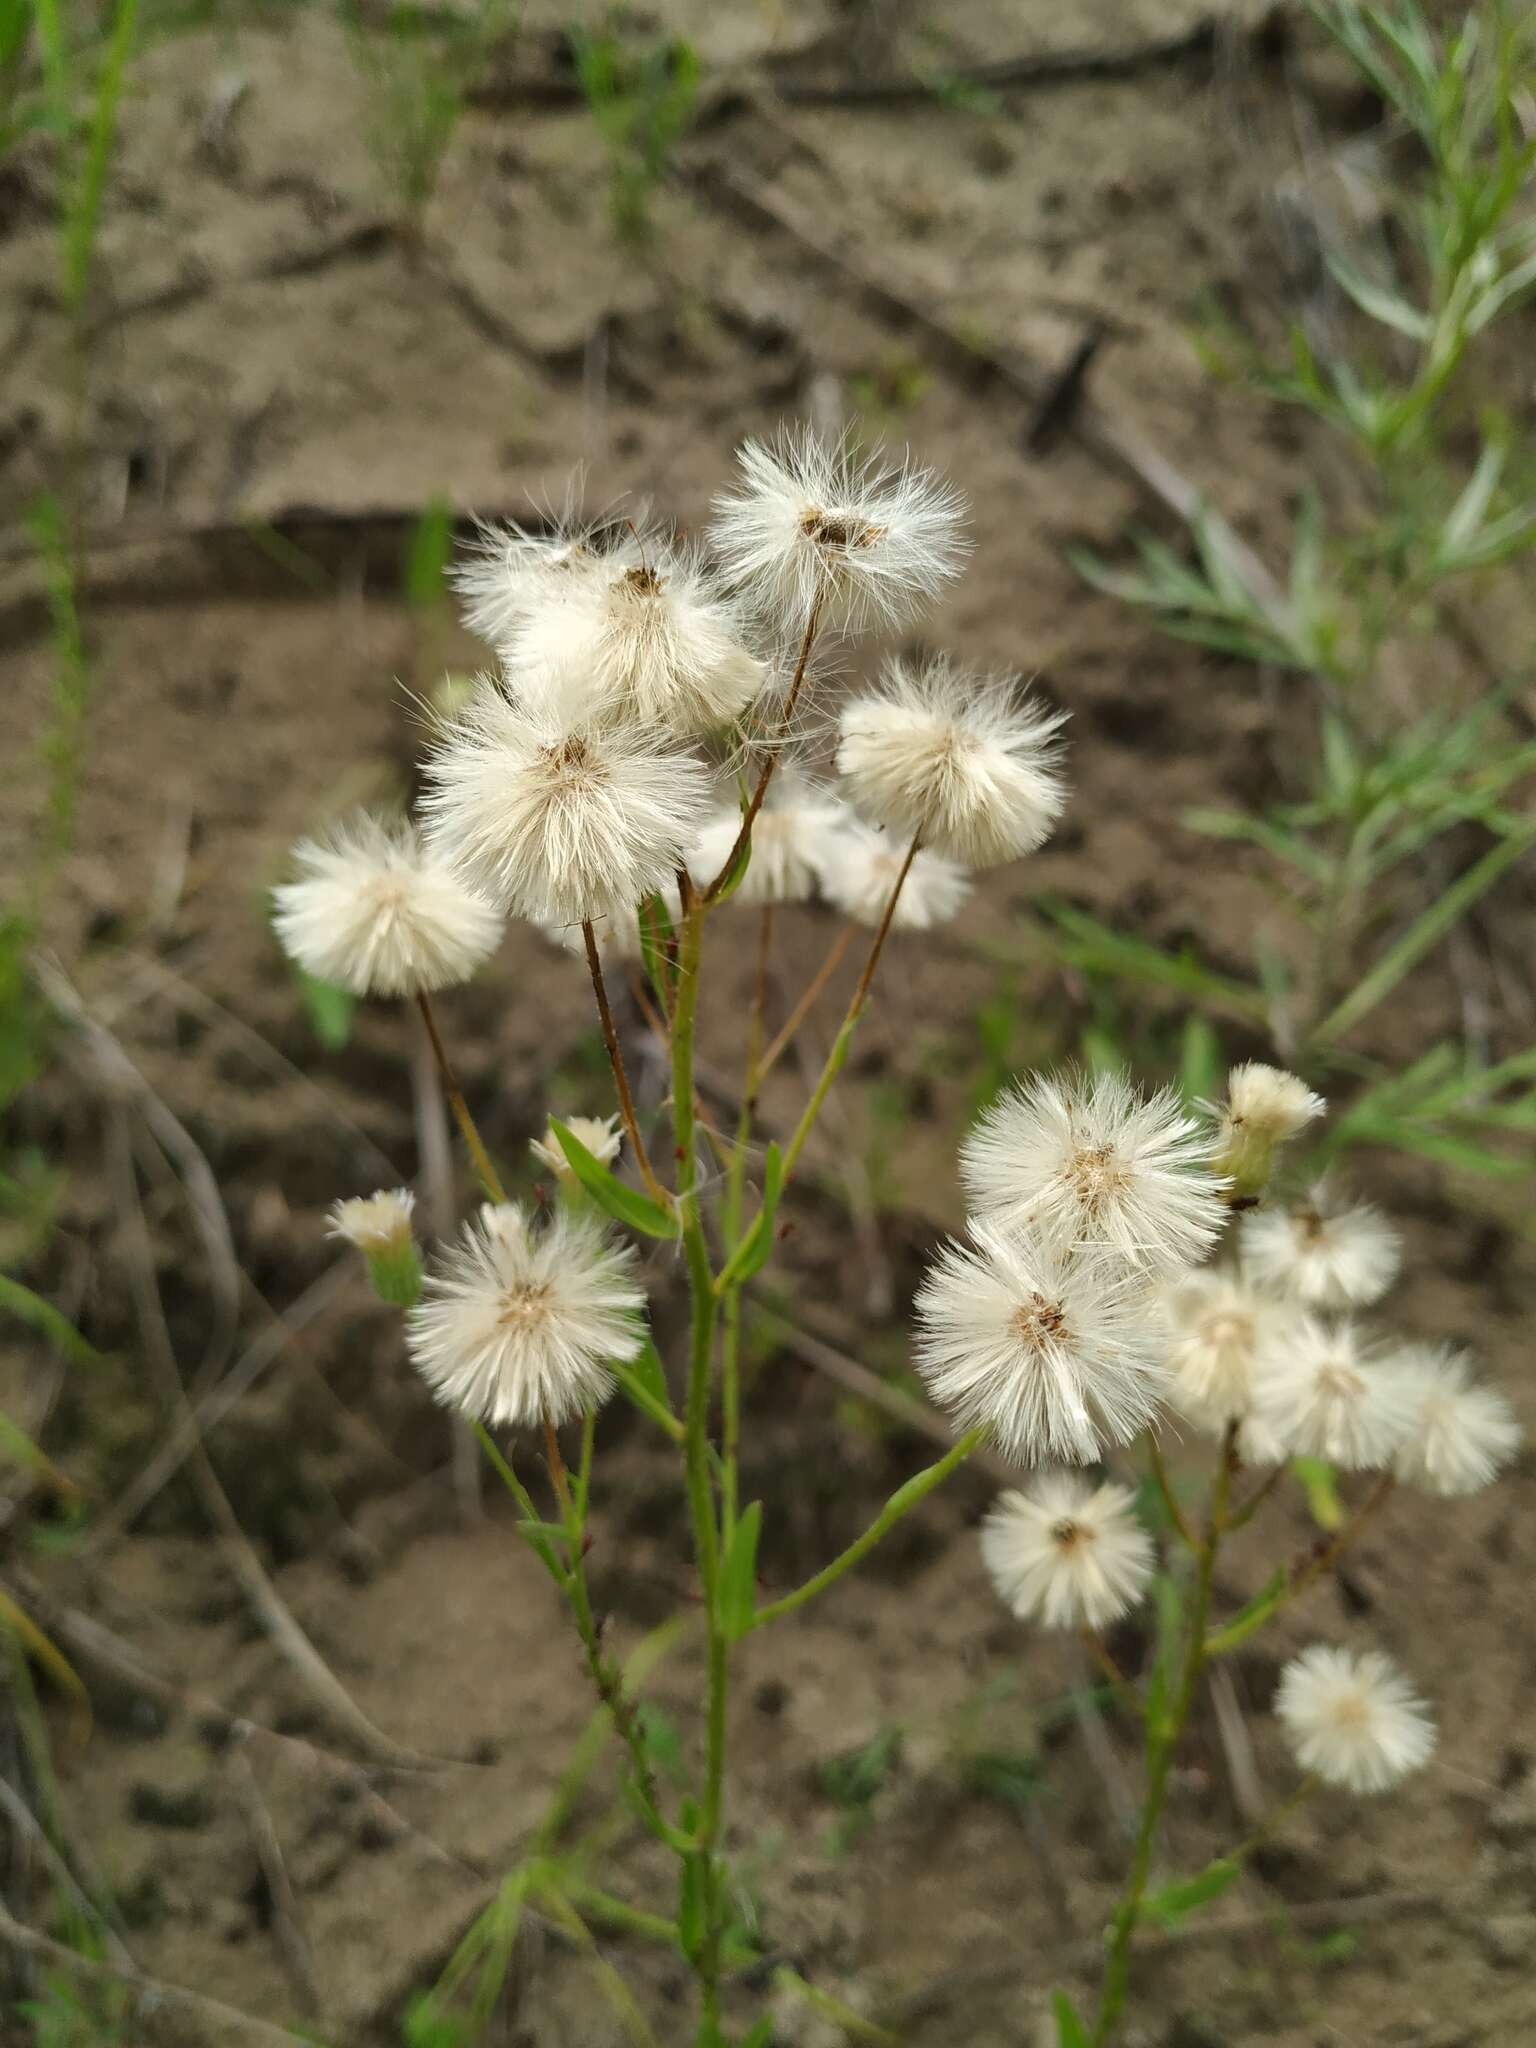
[1049,1518,1089,1550]
[623,564,662,596]
[801,509,883,552]
[1013,1291,1067,1348]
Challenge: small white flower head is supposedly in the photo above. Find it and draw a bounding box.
[329,1188,416,1251]
[817,821,971,931]
[1251,1315,1415,1468]
[1215,1062,1326,1195]
[981,1473,1154,1631]
[1274,1645,1435,1794]
[835,655,1068,868]
[1390,1343,1521,1497]
[419,685,710,926]
[328,1189,420,1307]
[913,1222,1168,1465]
[505,534,767,737]
[708,427,969,633]
[692,772,847,906]
[452,515,605,650]
[406,1202,643,1428]
[1163,1268,1287,1434]
[960,1069,1228,1276]
[272,813,502,998]
[530,1113,623,1182]
[1241,1183,1400,1309]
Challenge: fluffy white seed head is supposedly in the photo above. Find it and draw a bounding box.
[981,1473,1154,1631]
[453,518,608,650]
[1251,1315,1415,1468]
[328,1188,416,1252]
[420,685,710,926]
[692,773,847,906]
[1275,1645,1435,1794]
[1390,1343,1521,1497]
[1240,1183,1400,1310]
[817,821,971,931]
[1215,1062,1325,1193]
[406,1202,643,1428]
[271,813,502,998]
[1163,1268,1288,1434]
[913,1222,1168,1465]
[836,656,1068,868]
[708,428,968,632]
[531,1114,623,1181]
[502,536,767,737]
[960,1069,1229,1276]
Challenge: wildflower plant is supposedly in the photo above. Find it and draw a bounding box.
[272,424,1518,2044]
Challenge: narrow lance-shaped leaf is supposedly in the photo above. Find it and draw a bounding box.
[551,1119,678,1240]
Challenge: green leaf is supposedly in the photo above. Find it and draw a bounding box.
[1142,1857,1241,1928]
[1293,1455,1344,1531]
[1324,251,1431,338]
[1204,1567,1287,1658]
[720,1500,761,1641]
[715,1142,784,1289]
[708,821,753,903]
[295,967,354,1051]
[612,1336,681,1436]
[0,1274,99,1363]
[1052,1990,1090,2048]
[551,1120,677,1239]
[404,495,454,612]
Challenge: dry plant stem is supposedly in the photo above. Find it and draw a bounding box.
[781,831,922,1183]
[414,991,506,1202]
[581,919,669,1206]
[0,1900,310,2048]
[1091,1423,1240,2047]
[413,1004,482,1524]
[1285,1472,1396,1605]
[704,596,823,903]
[1225,1463,1287,1532]
[754,920,856,1089]
[1083,1630,1129,1691]
[1146,1434,1196,1548]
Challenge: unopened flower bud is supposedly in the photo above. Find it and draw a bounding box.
[329,1189,422,1308]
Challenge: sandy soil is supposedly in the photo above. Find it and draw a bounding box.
[3,3,1535,2043]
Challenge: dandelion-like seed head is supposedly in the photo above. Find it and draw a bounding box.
[817,820,971,930]
[271,813,503,999]
[692,772,847,906]
[530,1113,623,1181]
[420,685,710,926]
[1251,1314,1415,1468]
[406,1202,644,1428]
[913,1222,1168,1465]
[504,535,768,737]
[452,517,607,651]
[960,1069,1228,1276]
[1390,1343,1521,1497]
[835,655,1068,869]
[708,428,968,633]
[980,1472,1154,1630]
[1275,1645,1435,1794]
[1163,1267,1288,1434]
[1215,1062,1325,1193]
[1240,1182,1400,1309]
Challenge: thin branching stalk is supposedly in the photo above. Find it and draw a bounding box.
[582,919,669,1205]
[414,991,506,1202]
[704,597,823,902]
[754,920,856,1090]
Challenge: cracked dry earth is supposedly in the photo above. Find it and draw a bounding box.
[3,2,1536,2043]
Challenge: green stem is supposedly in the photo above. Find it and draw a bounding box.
[1091,1426,1238,2047]
[670,885,728,2029]
[749,1427,985,1630]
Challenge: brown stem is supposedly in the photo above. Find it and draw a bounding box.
[703,598,822,904]
[543,1413,572,1514]
[743,903,775,1101]
[1226,1463,1287,1532]
[1285,1472,1396,1603]
[754,921,855,1090]
[414,992,506,1203]
[781,831,921,1185]
[581,921,669,1206]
